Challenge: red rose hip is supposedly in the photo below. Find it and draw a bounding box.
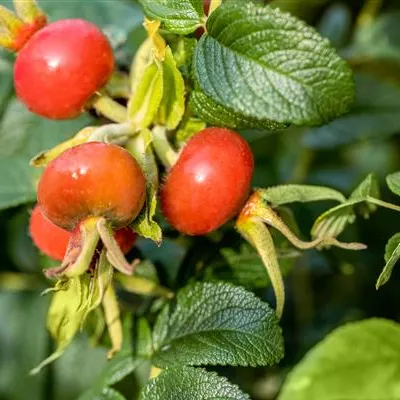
[30,205,70,261]
[14,19,114,119]
[30,205,136,261]
[161,128,254,235]
[38,142,146,231]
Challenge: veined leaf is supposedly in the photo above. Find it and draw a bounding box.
[259,185,346,207]
[194,2,354,126]
[152,282,284,367]
[190,89,286,130]
[139,0,204,34]
[140,367,250,400]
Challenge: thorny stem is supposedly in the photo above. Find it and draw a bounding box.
[102,284,123,359]
[237,217,285,319]
[151,125,178,168]
[90,94,128,123]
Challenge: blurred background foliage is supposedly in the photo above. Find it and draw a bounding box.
[1,0,400,399]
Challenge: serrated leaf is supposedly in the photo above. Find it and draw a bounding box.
[152,282,284,367]
[128,61,164,129]
[312,174,379,239]
[376,233,400,289]
[128,130,162,243]
[141,367,250,400]
[156,48,185,130]
[190,89,285,130]
[304,74,400,149]
[259,185,346,207]
[139,0,204,34]
[387,172,400,197]
[194,3,354,126]
[279,319,400,400]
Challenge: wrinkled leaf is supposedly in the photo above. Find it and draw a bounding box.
[190,89,286,130]
[141,367,250,400]
[194,3,354,126]
[152,282,284,367]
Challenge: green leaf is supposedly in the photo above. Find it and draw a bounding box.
[259,185,346,207]
[157,48,185,130]
[31,276,92,374]
[128,61,164,129]
[128,130,162,244]
[376,233,400,289]
[203,244,295,290]
[0,292,49,400]
[194,3,354,126]
[152,282,284,367]
[171,37,197,78]
[175,117,206,146]
[139,0,204,34]
[312,174,379,239]
[140,367,250,400]
[279,318,400,400]
[190,89,286,130]
[304,74,400,148]
[0,156,39,209]
[387,172,400,197]
[39,0,144,40]
[0,100,93,210]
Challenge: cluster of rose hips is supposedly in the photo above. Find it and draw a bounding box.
[6,5,253,272]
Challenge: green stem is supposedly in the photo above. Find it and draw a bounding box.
[253,199,365,251]
[367,196,400,213]
[237,218,285,319]
[88,122,139,143]
[90,94,127,123]
[116,273,173,298]
[151,125,178,168]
